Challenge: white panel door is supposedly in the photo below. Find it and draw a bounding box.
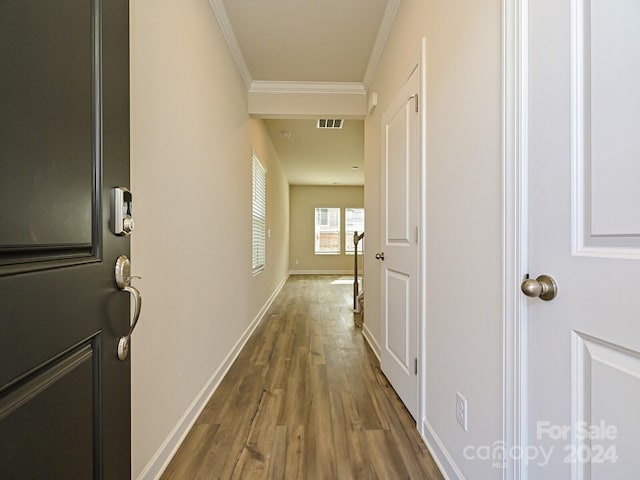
[380,65,420,419]
[527,1,640,478]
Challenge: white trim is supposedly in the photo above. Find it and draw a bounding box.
[571,246,640,259]
[502,0,528,479]
[288,269,353,275]
[207,0,253,89]
[135,274,289,480]
[421,419,466,480]
[362,0,401,89]
[571,331,590,480]
[368,91,378,115]
[417,37,428,440]
[249,81,366,95]
[570,0,587,258]
[362,323,381,360]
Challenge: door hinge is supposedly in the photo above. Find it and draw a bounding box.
[414,358,418,375]
[409,94,419,113]
[415,226,419,244]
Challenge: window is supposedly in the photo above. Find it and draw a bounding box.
[345,208,365,254]
[314,207,340,254]
[252,154,266,275]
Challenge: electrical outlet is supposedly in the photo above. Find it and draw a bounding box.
[456,392,468,432]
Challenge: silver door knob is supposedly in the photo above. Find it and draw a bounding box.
[375,252,385,261]
[115,255,143,360]
[521,274,558,301]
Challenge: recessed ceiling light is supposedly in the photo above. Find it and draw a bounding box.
[281,131,291,139]
[351,166,359,170]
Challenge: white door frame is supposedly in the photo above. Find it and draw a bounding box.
[502,0,528,479]
[416,37,428,438]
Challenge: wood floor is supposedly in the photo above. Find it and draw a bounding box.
[161,275,443,480]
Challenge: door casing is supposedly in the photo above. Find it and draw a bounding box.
[503,0,530,478]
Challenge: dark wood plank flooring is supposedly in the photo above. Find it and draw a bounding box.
[161,275,443,479]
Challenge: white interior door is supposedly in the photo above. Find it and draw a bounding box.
[526,1,640,478]
[379,65,420,419]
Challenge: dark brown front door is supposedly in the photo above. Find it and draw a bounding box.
[0,1,131,478]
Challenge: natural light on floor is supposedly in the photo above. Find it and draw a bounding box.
[331,277,362,285]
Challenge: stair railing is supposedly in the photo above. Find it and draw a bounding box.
[353,231,365,311]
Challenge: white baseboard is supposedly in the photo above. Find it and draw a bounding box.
[289,269,353,275]
[362,323,381,361]
[136,273,289,480]
[421,418,466,480]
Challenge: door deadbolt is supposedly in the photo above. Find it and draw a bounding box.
[111,187,134,236]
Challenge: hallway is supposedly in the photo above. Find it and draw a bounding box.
[161,275,443,479]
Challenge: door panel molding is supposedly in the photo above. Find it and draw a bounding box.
[572,331,640,479]
[571,0,640,258]
[0,341,94,411]
[385,100,411,244]
[0,0,103,274]
[385,269,411,372]
[0,342,96,478]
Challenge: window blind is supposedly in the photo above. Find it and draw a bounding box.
[252,154,266,274]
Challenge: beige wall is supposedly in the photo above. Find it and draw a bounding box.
[289,185,364,273]
[130,1,289,477]
[251,120,290,288]
[364,0,502,478]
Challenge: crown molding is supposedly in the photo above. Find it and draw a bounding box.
[362,0,400,89]
[208,0,253,89]
[249,81,367,95]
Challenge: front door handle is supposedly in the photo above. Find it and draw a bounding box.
[375,252,385,261]
[115,255,143,360]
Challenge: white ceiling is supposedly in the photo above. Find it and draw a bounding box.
[220,0,389,83]
[264,119,364,185]
[211,0,399,185]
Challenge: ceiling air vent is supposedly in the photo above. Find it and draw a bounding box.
[317,118,344,129]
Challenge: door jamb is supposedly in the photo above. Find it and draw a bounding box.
[417,37,427,437]
[502,0,528,479]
